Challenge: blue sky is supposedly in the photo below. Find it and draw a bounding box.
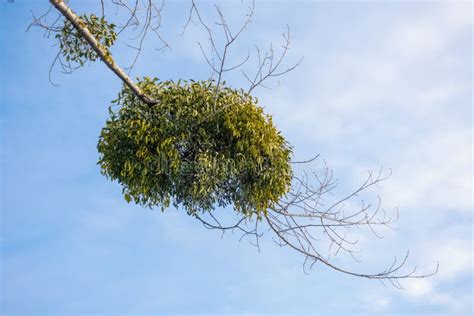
[1,0,472,315]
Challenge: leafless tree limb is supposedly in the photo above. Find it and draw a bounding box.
[183,0,255,94]
[121,0,170,73]
[191,158,438,287]
[193,212,262,246]
[243,25,304,94]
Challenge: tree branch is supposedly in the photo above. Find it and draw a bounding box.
[191,157,438,287]
[49,0,158,105]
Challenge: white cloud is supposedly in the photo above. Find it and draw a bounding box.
[426,238,473,281]
[362,293,392,312]
[388,1,471,60]
[263,1,471,137]
[405,278,435,298]
[259,2,473,313]
[403,278,469,313]
[382,127,472,212]
[397,235,473,313]
[403,279,470,313]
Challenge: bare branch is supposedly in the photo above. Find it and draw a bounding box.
[246,25,303,93]
[195,156,437,287]
[123,0,170,73]
[193,212,262,248]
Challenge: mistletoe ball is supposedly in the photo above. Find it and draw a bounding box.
[97,78,292,217]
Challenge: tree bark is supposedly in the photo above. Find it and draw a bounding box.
[49,0,158,105]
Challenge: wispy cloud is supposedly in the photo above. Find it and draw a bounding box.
[256,1,472,313]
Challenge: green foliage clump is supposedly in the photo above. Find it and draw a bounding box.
[97,78,293,217]
[57,14,117,66]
